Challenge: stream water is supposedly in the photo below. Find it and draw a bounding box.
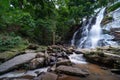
[0,67,48,79]
[69,53,87,64]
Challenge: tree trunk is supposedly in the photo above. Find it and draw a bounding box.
[53,31,55,45]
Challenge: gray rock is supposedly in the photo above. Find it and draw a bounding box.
[111,69,120,74]
[56,59,71,66]
[0,53,38,74]
[35,52,45,58]
[29,58,45,69]
[34,72,58,80]
[56,65,89,77]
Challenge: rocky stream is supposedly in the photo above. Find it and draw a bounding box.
[0,45,120,80]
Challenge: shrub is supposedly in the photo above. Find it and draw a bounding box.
[0,33,27,52]
[107,2,120,12]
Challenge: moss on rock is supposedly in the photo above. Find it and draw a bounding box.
[101,15,113,25]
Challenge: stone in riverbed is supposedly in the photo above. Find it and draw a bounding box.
[33,72,58,80]
[35,52,45,58]
[56,65,89,77]
[29,58,45,70]
[111,69,120,74]
[56,59,71,66]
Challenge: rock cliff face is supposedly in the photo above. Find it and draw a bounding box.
[102,7,120,43]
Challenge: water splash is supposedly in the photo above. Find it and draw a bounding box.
[69,52,87,64]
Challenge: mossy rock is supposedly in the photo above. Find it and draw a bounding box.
[101,15,113,26]
[0,44,28,63]
[36,46,47,52]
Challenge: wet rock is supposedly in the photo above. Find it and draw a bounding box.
[0,53,38,74]
[102,57,115,67]
[56,65,89,77]
[47,46,53,53]
[47,45,62,53]
[35,52,45,58]
[61,48,67,52]
[1,78,10,80]
[10,78,30,80]
[65,48,74,54]
[84,50,120,68]
[56,59,71,66]
[74,51,82,54]
[49,53,56,56]
[57,58,63,61]
[49,56,56,62]
[48,56,57,66]
[29,58,45,70]
[61,52,69,59]
[34,72,58,80]
[1,78,30,80]
[111,69,120,74]
[25,50,36,53]
[47,64,56,72]
[56,53,62,57]
[101,67,108,70]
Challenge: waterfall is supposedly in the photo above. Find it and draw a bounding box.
[71,7,117,48]
[89,8,105,48]
[71,31,78,46]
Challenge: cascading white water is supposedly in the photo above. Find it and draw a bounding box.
[71,31,78,46]
[69,52,87,64]
[71,7,118,48]
[89,8,105,48]
[71,8,105,48]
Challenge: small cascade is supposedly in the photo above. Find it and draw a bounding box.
[78,18,92,48]
[71,31,78,46]
[69,52,87,64]
[71,7,117,48]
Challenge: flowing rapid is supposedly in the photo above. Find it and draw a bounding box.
[89,8,105,48]
[71,8,117,48]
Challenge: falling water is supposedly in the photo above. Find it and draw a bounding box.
[71,31,78,46]
[89,8,105,48]
[71,7,117,48]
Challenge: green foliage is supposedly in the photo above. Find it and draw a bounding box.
[0,33,27,52]
[1,9,35,37]
[34,19,56,45]
[107,2,120,12]
[0,0,9,13]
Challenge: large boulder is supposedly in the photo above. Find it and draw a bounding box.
[83,48,120,69]
[56,65,89,77]
[0,53,38,74]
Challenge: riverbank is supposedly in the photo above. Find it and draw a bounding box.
[0,45,120,80]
